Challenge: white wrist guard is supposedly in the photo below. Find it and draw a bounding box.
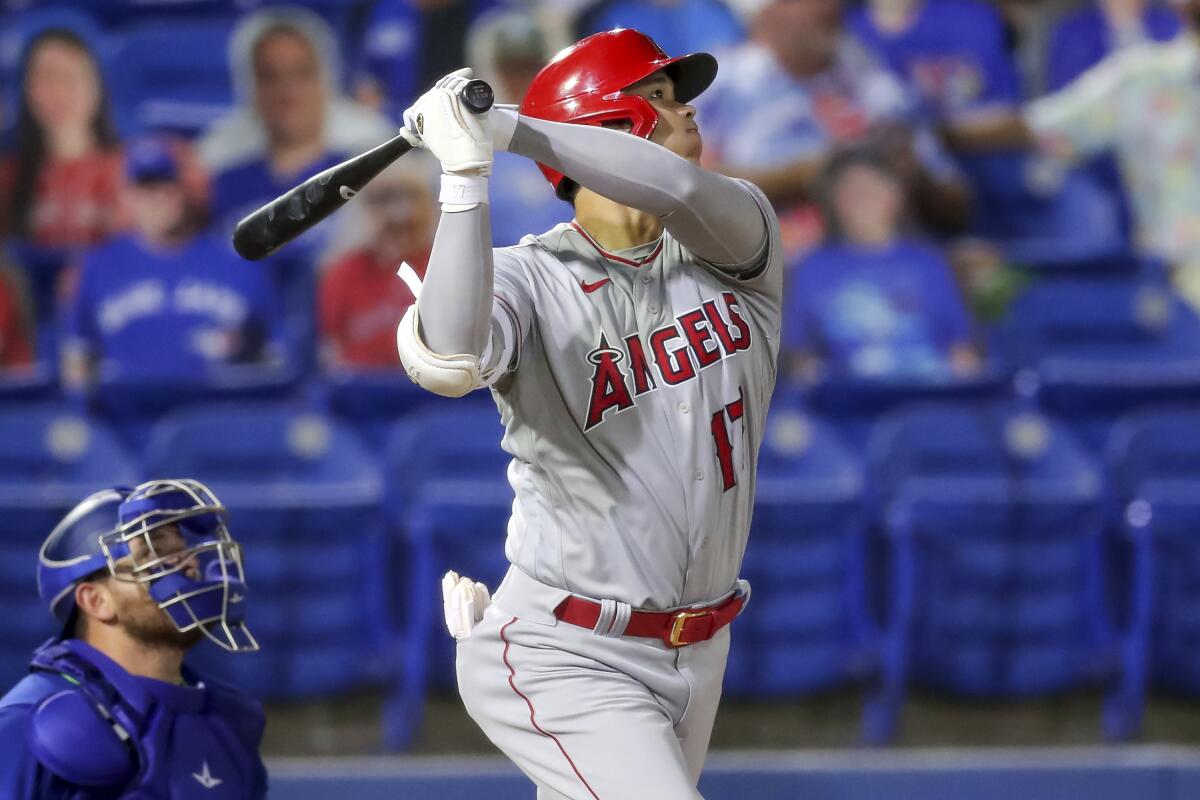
[395,305,482,397]
[440,174,488,212]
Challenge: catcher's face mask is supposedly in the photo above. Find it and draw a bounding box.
[100,478,257,653]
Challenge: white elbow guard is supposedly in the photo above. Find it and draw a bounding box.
[396,305,482,397]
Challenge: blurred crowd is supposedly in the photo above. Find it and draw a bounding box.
[0,0,1198,396]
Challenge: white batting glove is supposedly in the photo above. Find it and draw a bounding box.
[402,68,493,176]
[441,570,491,640]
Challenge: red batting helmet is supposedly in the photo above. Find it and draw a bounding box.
[518,28,718,199]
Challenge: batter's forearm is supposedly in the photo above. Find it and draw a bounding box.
[417,204,494,358]
[496,109,767,267]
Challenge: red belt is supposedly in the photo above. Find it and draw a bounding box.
[554,592,745,647]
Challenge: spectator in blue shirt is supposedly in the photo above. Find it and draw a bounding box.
[849,0,1052,237]
[696,0,970,260]
[850,0,1021,124]
[198,8,392,246]
[197,8,392,366]
[573,0,746,59]
[465,10,573,246]
[784,145,981,381]
[61,136,287,391]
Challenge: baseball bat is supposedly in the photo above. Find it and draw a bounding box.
[232,79,495,261]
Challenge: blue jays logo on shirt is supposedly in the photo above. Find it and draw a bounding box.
[97,279,250,335]
[583,291,753,430]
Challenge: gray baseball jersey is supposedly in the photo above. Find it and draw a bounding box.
[484,180,782,611]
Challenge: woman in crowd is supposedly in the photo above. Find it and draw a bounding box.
[1,27,124,249]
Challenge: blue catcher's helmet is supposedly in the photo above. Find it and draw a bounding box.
[104,478,258,653]
[37,487,131,626]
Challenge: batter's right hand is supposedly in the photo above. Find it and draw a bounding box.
[402,68,494,176]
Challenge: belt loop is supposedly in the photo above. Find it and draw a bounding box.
[592,599,616,637]
[606,601,632,638]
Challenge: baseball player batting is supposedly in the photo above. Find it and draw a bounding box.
[398,28,782,799]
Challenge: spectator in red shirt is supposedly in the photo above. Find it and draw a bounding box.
[1,27,123,249]
[318,155,437,369]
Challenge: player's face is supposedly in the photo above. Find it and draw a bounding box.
[624,72,702,162]
[106,524,204,649]
[24,38,102,134]
[253,30,326,147]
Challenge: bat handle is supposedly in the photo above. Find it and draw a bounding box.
[460,80,494,114]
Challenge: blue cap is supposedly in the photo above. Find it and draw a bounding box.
[37,488,131,624]
[125,137,179,184]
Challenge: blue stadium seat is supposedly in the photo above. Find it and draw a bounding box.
[789,367,1012,451]
[962,153,1130,270]
[321,370,476,448]
[1107,408,1200,711]
[0,405,137,688]
[143,403,387,701]
[108,19,236,136]
[998,274,1200,451]
[88,365,301,450]
[0,362,57,406]
[865,402,1142,741]
[381,404,509,749]
[724,405,883,739]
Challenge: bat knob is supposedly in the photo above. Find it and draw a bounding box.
[460,80,494,115]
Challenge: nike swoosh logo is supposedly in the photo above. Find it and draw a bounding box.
[580,278,611,294]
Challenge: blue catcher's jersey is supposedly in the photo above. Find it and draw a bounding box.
[0,640,267,799]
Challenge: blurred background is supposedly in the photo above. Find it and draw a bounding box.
[2,0,1200,795]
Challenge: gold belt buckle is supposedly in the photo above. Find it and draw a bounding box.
[668,609,713,647]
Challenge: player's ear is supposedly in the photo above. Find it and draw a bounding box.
[75,580,118,626]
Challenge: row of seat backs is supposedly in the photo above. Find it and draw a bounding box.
[1,400,1198,709]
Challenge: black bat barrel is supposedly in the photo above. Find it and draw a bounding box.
[232,79,494,261]
[232,135,412,261]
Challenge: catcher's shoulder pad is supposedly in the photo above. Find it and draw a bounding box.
[28,687,136,787]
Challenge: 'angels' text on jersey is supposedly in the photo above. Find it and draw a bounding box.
[585,291,753,431]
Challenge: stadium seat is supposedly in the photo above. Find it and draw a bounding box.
[1107,407,1200,715]
[0,362,57,406]
[88,365,301,450]
[998,273,1200,451]
[381,404,510,749]
[322,369,473,448]
[865,402,1142,741]
[108,18,236,136]
[723,405,883,739]
[961,153,1130,270]
[0,405,138,688]
[144,403,387,701]
[788,367,1012,451]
